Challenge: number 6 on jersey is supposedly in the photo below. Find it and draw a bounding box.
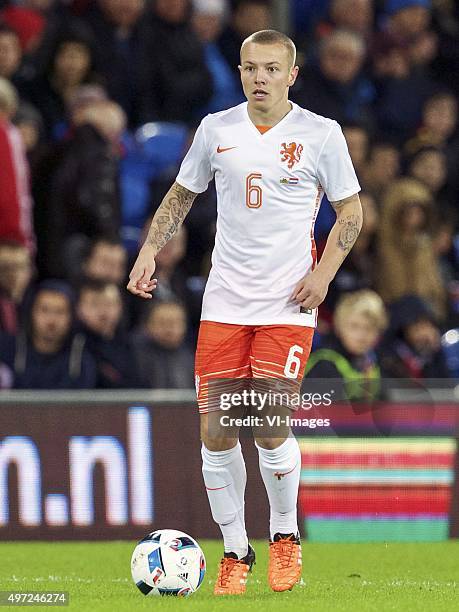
[246,173,263,208]
[284,344,304,378]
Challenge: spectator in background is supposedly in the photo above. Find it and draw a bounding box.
[390,0,438,78]
[292,29,374,126]
[52,235,128,289]
[137,0,212,125]
[431,212,459,320]
[407,90,458,148]
[78,237,130,329]
[383,0,432,44]
[377,177,446,320]
[28,83,108,153]
[128,217,202,333]
[76,278,143,387]
[310,0,375,52]
[381,0,436,72]
[304,290,387,402]
[133,300,194,388]
[0,240,33,335]
[404,91,459,202]
[24,28,99,139]
[78,0,146,125]
[43,99,125,277]
[217,0,271,72]
[191,0,243,117]
[329,0,374,37]
[371,14,437,143]
[431,0,459,97]
[154,225,188,302]
[0,77,34,251]
[81,237,127,286]
[379,294,450,378]
[325,192,379,312]
[0,1,46,53]
[13,101,43,159]
[67,83,109,128]
[371,29,410,79]
[360,139,400,200]
[407,146,449,209]
[0,24,25,87]
[0,280,96,388]
[31,83,109,278]
[342,122,370,178]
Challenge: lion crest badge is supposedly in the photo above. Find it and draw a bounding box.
[280,142,303,169]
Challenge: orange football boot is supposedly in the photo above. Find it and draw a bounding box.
[214,545,256,595]
[268,533,302,592]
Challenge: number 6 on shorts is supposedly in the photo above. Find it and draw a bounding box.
[284,344,304,379]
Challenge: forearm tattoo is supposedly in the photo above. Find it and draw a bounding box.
[147,182,197,250]
[337,214,361,253]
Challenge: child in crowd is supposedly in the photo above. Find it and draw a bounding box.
[304,290,387,402]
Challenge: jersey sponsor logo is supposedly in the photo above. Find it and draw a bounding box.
[300,306,313,314]
[217,145,237,153]
[280,142,303,169]
[280,177,299,185]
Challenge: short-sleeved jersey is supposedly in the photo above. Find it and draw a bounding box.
[176,101,360,327]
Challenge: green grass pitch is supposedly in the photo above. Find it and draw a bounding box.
[1,541,458,611]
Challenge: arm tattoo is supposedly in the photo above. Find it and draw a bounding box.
[146,182,197,251]
[337,214,361,252]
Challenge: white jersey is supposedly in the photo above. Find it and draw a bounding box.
[176,101,360,327]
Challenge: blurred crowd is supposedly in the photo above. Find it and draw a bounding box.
[1,0,459,391]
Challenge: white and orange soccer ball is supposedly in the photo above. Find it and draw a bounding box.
[131,529,206,597]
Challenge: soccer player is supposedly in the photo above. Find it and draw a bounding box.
[128,29,362,595]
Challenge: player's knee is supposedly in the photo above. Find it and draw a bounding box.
[201,435,236,452]
[254,436,288,450]
[200,412,239,451]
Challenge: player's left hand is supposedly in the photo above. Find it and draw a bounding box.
[290,269,330,309]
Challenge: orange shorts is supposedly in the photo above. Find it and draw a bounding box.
[195,321,314,413]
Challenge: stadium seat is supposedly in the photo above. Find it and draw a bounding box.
[135,122,188,176]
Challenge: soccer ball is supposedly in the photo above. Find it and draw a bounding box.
[131,529,206,597]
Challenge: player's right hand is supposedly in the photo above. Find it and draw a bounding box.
[127,244,158,299]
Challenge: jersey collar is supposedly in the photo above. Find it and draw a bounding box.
[243,101,298,140]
